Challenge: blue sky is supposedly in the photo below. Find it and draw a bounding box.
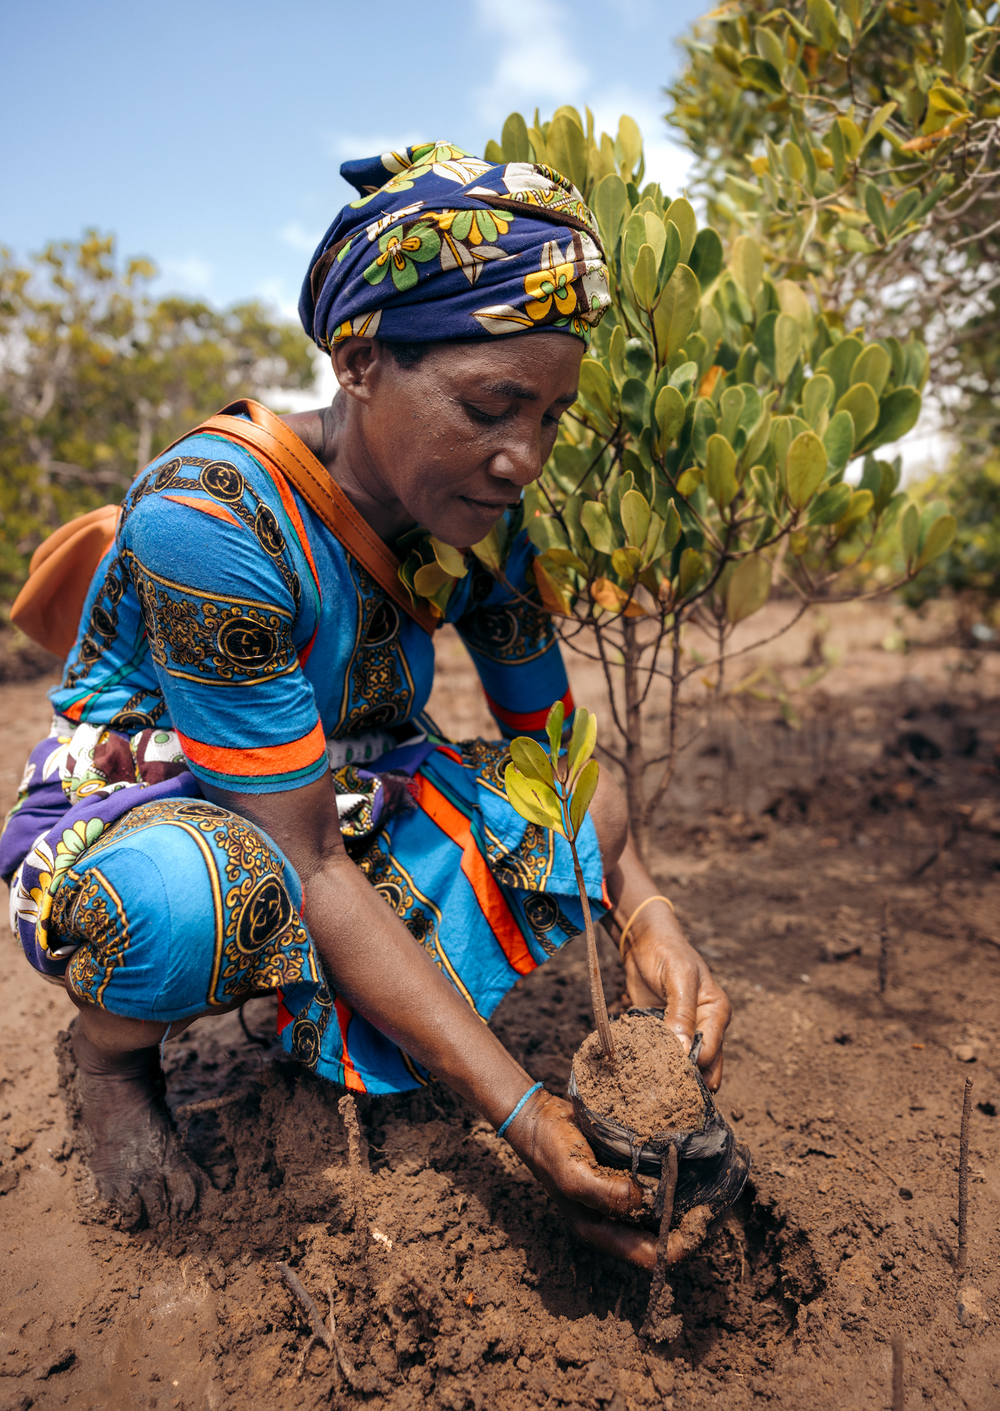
[1,0,705,317]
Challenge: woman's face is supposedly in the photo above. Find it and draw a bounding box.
[333,332,584,547]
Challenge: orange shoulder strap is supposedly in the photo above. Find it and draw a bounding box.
[199,399,438,636]
[10,399,437,661]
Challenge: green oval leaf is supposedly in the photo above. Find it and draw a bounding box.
[654,385,686,452]
[706,433,738,510]
[774,312,801,384]
[620,489,651,549]
[807,482,853,525]
[567,707,598,787]
[915,513,956,569]
[836,383,879,447]
[569,758,600,838]
[726,555,772,624]
[785,431,828,509]
[504,764,565,837]
[851,344,891,398]
[581,500,616,555]
[653,264,700,359]
[546,701,566,756]
[863,387,922,452]
[679,547,704,597]
[632,242,658,309]
[688,228,724,288]
[823,409,855,475]
[593,173,628,252]
[730,235,764,302]
[510,736,554,789]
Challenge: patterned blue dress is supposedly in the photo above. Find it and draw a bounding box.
[2,414,605,1094]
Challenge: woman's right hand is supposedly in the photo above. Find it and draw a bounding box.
[504,1088,711,1270]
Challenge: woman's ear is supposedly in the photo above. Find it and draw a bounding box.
[330,337,387,404]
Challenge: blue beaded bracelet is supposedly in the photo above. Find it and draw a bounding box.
[496,1082,544,1139]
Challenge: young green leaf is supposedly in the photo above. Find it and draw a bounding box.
[569,758,600,838]
[900,502,920,564]
[546,700,566,757]
[509,736,555,789]
[942,0,967,78]
[504,765,566,837]
[567,707,598,787]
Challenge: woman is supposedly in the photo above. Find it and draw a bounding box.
[2,142,731,1266]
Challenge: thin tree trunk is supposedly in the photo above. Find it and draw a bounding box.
[642,618,683,837]
[621,618,648,859]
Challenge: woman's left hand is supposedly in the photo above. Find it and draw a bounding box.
[620,905,732,1092]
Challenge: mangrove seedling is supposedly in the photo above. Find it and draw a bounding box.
[503,702,616,1062]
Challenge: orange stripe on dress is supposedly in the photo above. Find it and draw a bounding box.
[484,687,574,733]
[164,494,242,529]
[175,719,327,777]
[334,997,367,1092]
[416,776,536,977]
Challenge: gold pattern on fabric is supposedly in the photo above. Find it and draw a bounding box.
[356,839,479,1013]
[61,866,132,1005]
[334,565,416,736]
[124,552,297,687]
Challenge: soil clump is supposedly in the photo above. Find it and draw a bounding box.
[572,1012,705,1137]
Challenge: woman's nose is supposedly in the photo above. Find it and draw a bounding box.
[488,428,542,487]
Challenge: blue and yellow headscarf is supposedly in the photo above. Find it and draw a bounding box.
[299,141,611,351]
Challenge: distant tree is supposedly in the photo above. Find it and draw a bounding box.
[665,0,1000,461]
[0,231,315,612]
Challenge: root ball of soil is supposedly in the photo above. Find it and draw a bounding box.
[572,1012,705,1140]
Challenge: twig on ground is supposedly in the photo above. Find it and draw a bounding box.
[339,1093,371,1246]
[326,1285,361,1388]
[891,1333,904,1411]
[276,1262,333,1378]
[174,1087,256,1120]
[879,901,891,996]
[642,1145,679,1335]
[958,1076,974,1274]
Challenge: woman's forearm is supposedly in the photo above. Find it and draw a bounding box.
[306,849,533,1125]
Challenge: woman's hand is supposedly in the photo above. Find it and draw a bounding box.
[623,917,731,1091]
[504,1088,710,1270]
[606,832,732,1093]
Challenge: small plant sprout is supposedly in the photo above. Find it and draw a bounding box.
[503,703,616,1063]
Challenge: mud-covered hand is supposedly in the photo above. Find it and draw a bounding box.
[503,1089,709,1270]
[623,919,731,1092]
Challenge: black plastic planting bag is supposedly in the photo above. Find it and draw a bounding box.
[568,1008,751,1221]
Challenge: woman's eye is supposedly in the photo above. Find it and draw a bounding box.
[465,404,509,426]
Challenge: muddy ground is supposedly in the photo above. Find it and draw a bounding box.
[1,600,998,1410]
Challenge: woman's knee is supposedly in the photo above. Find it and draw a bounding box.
[588,769,628,875]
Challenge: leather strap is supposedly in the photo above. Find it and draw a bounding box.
[195,399,438,636]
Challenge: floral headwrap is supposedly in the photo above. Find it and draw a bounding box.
[299,141,611,350]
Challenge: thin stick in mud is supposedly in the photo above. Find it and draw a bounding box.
[642,1144,678,1335]
[891,1333,904,1411]
[957,1075,973,1273]
[878,900,890,996]
[339,1093,370,1247]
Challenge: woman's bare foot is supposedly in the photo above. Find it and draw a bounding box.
[60,1022,204,1228]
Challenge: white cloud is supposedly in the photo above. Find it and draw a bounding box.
[323,128,426,168]
[280,221,323,254]
[158,254,214,296]
[474,0,589,122]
